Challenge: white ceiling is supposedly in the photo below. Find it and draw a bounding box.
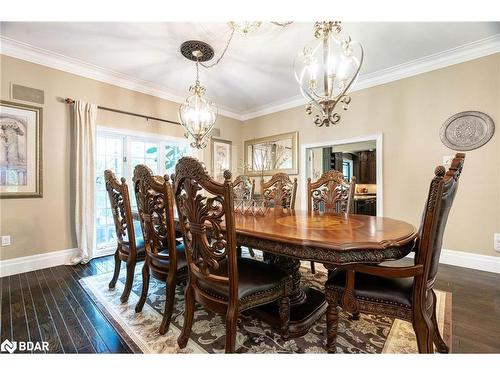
[1,22,500,119]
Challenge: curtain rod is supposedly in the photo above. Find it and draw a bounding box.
[64,98,181,126]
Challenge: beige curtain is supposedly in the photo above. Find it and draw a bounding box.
[71,100,97,264]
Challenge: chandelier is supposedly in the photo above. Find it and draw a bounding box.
[178,41,218,149]
[294,21,363,127]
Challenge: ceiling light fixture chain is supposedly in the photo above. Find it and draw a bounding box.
[200,27,236,69]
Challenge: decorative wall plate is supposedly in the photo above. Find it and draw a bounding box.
[440,111,495,151]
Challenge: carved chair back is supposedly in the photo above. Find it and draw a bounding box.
[233,175,255,200]
[307,170,356,214]
[414,153,465,298]
[133,164,178,266]
[174,157,238,304]
[104,170,137,252]
[261,172,298,209]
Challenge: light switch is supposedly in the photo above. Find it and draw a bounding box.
[1,235,11,246]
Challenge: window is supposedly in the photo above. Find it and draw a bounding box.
[95,129,192,252]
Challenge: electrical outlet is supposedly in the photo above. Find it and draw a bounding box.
[1,235,11,246]
[442,155,453,167]
[494,233,500,252]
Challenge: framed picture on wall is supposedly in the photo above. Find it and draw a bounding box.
[211,138,232,182]
[0,100,43,198]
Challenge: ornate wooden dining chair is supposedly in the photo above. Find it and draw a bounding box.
[307,170,356,273]
[325,153,465,353]
[233,175,256,258]
[105,170,146,303]
[261,172,298,209]
[133,164,188,334]
[260,173,298,264]
[233,174,255,201]
[174,157,292,353]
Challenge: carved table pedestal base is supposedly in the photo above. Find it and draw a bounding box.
[249,253,326,338]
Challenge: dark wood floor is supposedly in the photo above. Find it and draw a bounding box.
[0,255,499,353]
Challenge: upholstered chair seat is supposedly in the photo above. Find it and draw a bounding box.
[326,268,413,318]
[148,244,188,273]
[196,257,291,303]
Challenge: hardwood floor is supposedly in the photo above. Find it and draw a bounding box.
[0,257,131,353]
[0,255,499,353]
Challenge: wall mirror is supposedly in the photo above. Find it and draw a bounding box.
[244,131,298,177]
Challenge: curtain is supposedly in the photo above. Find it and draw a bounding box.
[70,100,97,264]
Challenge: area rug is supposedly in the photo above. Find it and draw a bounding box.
[79,264,452,354]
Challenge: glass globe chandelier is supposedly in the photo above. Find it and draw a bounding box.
[178,41,218,149]
[294,21,363,127]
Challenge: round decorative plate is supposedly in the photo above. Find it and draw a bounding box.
[440,111,495,151]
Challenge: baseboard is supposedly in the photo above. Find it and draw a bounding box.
[0,248,80,277]
[407,248,500,274]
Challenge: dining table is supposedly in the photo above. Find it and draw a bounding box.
[233,208,418,337]
[135,207,418,338]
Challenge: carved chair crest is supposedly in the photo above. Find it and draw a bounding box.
[104,170,135,246]
[261,172,298,209]
[233,175,254,201]
[307,170,356,213]
[133,164,177,258]
[174,157,237,282]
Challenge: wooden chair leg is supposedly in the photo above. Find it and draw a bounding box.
[430,289,449,353]
[310,261,316,274]
[225,305,238,353]
[159,271,177,335]
[120,258,136,303]
[412,308,434,353]
[177,280,195,349]
[108,247,121,289]
[326,300,339,353]
[279,297,290,339]
[135,261,150,313]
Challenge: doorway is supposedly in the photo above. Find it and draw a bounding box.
[300,134,383,216]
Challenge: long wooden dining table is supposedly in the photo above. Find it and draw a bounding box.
[233,208,417,337]
[136,207,418,338]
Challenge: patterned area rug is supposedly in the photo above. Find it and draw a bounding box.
[79,264,451,354]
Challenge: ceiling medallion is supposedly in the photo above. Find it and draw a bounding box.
[440,111,495,151]
[178,41,218,149]
[294,21,364,127]
[180,40,215,62]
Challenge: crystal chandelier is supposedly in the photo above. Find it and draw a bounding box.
[178,41,218,149]
[294,21,363,127]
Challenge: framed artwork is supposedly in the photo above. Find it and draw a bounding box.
[0,100,43,198]
[211,138,232,181]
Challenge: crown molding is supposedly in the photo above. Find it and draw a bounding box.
[0,36,245,121]
[240,34,500,121]
[2,34,499,122]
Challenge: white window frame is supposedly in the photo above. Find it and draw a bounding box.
[95,126,200,255]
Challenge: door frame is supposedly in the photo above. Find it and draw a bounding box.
[300,133,384,216]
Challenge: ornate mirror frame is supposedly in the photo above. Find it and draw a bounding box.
[244,131,298,177]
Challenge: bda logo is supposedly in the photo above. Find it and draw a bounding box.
[1,339,17,354]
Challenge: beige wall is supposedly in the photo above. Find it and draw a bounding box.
[0,55,243,261]
[241,54,500,256]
